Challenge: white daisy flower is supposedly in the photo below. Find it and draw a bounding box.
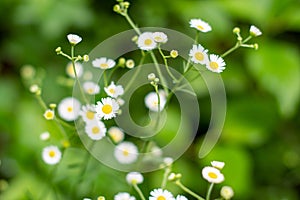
[42,145,62,165]
[66,62,83,78]
[189,19,212,32]
[92,57,116,70]
[104,82,124,98]
[206,54,226,73]
[189,44,209,65]
[83,81,100,95]
[149,188,175,200]
[202,166,224,184]
[116,98,125,106]
[114,192,136,200]
[83,198,92,200]
[43,109,55,120]
[108,126,124,143]
[249,25,262,37]
[95,97,120,120]
[220,186,234,200]
[79,104,96,123]
[85,119,106,140]
[126,172,144,185]
[40,131,50,141]
[152,32,168,43]
[58,97,81,121]
[211,160,225,170]
[137,32,157,51]
[175,195,188,200]
[114,141,138,164]
[67,34,82,45]
[144,90,167,112]
[125,59,135,69]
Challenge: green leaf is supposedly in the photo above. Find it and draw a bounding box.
[246,40,300,118]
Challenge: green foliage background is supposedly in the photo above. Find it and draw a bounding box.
[0,0,300,199]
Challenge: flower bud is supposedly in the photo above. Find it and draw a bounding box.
[83,55,89,62]
[170,50,178,58]
[113,4,121,13]
[232,27,240,34]
[148,73,156,81]
[55,47,62,54]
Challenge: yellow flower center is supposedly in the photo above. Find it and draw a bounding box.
[197,25,204,31]
[102,104,113,114]
[195,52,204,61]
[208,172,218,179]
[67,106,73,112]
[45,111,54,119]
[92,126,100,134]
[100,63,109,68]
[122,149,129,156]
[157,196,166,200]
[49,150,56,158]
[144,39,153,46]
[109,88,115,94]
[86,111,95,120]
[154,36,162,41]
[209,61,219,70]
[87,88,94,94]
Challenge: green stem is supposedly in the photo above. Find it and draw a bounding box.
[123,12,141,35]
[206,183,214,200]
[103,70,108,87]
[71,46,89,104]
[154,85,161,131]
[161,166,171,189]
[221,36,252,58]
[158,46,178,82]
[133,183,146,200]
[175,180,205,200]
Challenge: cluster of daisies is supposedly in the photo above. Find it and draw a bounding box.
[82,160,234,200]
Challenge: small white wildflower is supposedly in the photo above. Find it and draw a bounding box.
[108,126,124,143]
[189,44,209,65]
[211,160,225,170]
[149,188,175,200]
[116,98,125,106]
[114,141,138,164]
[202,166,224,184]
[144,90,167,112]
[29,84,39,93]
[104,82,124,98]
[126,172,144,185]
[79,104,96,123]
[114,192,136,200]
[189,19,212,32]
[249,25,262,37]
[220,186,234,200]
[163,157,174,166]
[83,81,100,95]
[43,109,55,120]
[152,32,168,43]
[40,131,50,141]
[95,97,120,120]
[67,34,82,45]
[137,32,157,51]
[206,54,226,73]
[85,119,106,140]
[66,62,83,78]
[42,145,62,165]
[92,57,116,70]
[58,97,81,121]
[125,59,135,69]
[175,195,188,200]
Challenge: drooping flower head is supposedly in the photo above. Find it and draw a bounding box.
[126,172,144,185]
[189,19,212,32]
[92,57,116,70]
[211,160,225,170]
[249,25,262,37]
[67,34,82,45]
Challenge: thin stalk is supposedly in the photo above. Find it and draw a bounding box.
[154,85,161,131]
[221,36,252,58]
[175,180,205,200]
[133,183,146,200]
[158,46,178,82]
[103,70,108,87]
[123,12,141,35]
[161,166,171,189]
[206,183,214,200]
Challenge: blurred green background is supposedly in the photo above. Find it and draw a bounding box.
[0,0,300,199]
